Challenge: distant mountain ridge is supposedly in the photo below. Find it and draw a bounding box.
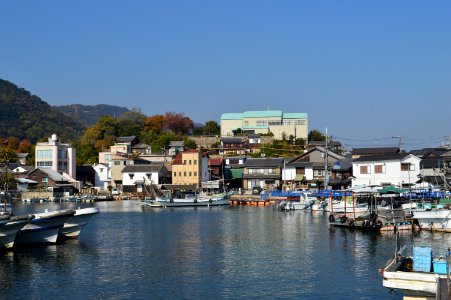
[54,104,130,127]
[0,79,85,143]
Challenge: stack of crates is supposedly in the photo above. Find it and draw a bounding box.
[413,246,432,272]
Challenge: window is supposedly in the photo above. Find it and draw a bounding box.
[256,120,267,126]
[58,149,67,159]
[58,161,68,170]
[105,154,112,161]
[294,120,306,125]
[189,172,192,176]
[189,160,191,165]
[184,172,186,176]
[129,174,134,179]
[114,161,121,166]
[194,172,197,176]
[375,165,385,174]
[244,121,249,126]
[314,169,324,176]
[100,168,104,172]
[179,172,181,177]
[360,166,370,174]
[268,121,282,126]
[194,160,197,165]
[174,172,176,177]
[37,161,52,167]
[37,149,52,159]
[401,163,414,171]
[184,160,187,165]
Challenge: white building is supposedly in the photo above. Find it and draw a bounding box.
[352,153,421,188]
[93,163,111,191]
[220,110,308,140]
[122,164,168,193]
[35,134,76,179]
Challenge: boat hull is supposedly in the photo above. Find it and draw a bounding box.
[412,209,451,232]
[59,207,99,238]
[15,210,75,244]
[144,197,230,208]
[0,218,30,249]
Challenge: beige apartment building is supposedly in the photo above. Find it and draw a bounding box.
[171,150,209,190]
[35,134,76,179]
[220,110,308,140]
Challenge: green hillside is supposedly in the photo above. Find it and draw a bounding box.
[55,104,130,127]
[0,79,85,143]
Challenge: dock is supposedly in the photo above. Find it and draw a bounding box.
[229,195,269,206]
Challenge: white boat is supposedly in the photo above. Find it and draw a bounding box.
[143,192,232,208]
[0,215,33,249]
[380,246,450,298]
[312,199,370,217]
[277,192,317,210]
[412,208,451,232]
[15,209,75,245]
[59,207,100,238]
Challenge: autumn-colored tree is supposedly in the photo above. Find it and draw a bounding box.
[163,112,193,135]
[6,137,19,150]
[18,139,33,153]
[143,114,165,135]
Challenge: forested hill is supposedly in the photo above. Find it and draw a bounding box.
[0,79,85,143]
[54,104,130,127]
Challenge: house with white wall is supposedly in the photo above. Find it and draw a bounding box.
[352,153,421,188]
[122,164,168,193]
[93,163,111,191]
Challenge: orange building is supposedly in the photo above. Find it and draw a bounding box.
[171,150,209,190]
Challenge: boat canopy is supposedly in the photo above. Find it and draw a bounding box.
[378,186,406,194]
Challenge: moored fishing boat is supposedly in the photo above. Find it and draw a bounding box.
[0,214,34,249]
[380,246,451,298]
[412,208,451,233]
[276,192,317,211]
[144,192,232,208]
[15,209,75,245]
[59,207,100,239]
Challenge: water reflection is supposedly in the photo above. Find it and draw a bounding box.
[1,201,449,299]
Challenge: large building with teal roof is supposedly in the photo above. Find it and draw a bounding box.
[220,110,308,140]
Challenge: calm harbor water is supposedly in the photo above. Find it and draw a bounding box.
[1,201,450,300]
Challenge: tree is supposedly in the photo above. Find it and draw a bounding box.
[163,112,193,135]
[202,120,220,136]
[18,139,33,153]
[184,138,197,149]
[116,111,146,137]
[232,128,243,136]
[143,114,164,135]
[308,130,326,142]
[192,125,203,136]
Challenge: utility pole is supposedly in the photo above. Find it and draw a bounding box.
[324,127,328,190]
[392,135,404,151]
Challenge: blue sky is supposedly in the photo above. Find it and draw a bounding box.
[1,1,450,150]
